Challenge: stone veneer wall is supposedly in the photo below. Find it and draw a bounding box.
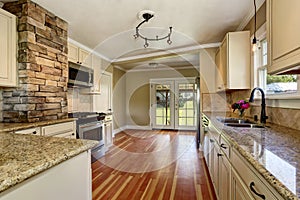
[2,0,68,122]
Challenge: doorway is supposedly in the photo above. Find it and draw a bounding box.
[150,78,196,130]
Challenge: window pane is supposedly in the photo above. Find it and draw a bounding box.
[266,75,298,94]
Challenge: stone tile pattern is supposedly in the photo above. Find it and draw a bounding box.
[0,132,98,193]
[2,0,68,122]
[205,112,300,200]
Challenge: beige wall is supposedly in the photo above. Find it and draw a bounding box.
[125,68,198,127]
[112,66,127,129]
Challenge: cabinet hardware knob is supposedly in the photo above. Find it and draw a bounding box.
[209,139,214,143]
[217,153,223,157]
[249,182,266,199]
[220,143,227,149]
[72,133,75,136]
[32,131,37,134]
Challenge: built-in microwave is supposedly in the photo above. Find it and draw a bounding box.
[68,62,93,87]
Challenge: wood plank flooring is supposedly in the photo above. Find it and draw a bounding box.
[92,130,216,200]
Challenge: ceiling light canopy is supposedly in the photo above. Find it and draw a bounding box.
[133,10,173,48]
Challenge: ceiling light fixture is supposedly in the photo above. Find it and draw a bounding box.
[148,62,158,68]
[133,10,173,48]
[252,0,258,52]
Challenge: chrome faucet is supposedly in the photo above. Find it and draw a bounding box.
[249,87,268,124]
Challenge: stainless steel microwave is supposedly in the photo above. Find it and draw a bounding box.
[68,62,93,87]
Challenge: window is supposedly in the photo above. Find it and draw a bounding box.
[255,38,299,96]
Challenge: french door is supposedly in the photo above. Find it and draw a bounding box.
[150,78,196,130]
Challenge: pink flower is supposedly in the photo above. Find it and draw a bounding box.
[241,103,250,109]
[238,100,245,104]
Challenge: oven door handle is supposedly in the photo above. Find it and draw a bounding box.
[79,123,103,132]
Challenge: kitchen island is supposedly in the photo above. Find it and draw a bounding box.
[0,131,98,200]
[203,112,300,200]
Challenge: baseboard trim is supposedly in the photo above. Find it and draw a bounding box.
[112,126,126,136]
[125,125,152,130]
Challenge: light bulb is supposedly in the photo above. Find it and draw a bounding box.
[252,37,257,52]
[252,42,257,52]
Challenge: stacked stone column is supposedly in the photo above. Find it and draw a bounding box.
[2,0,68,122]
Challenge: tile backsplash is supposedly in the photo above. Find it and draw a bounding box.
[202,91,300,131]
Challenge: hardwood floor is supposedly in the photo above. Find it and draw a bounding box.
[92,130,216,200]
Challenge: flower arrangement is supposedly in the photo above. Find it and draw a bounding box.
[231,99,250,118]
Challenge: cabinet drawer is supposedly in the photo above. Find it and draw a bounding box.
[52,131,76,139]
[208,124,220,144]
[232,150,281,200]
[220,136,230,158]
[42,122,75,137]
[15,127,41,135]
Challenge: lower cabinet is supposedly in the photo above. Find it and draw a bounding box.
[41,121,76,139]
[203,123,284,200]
[14,121,76,139]
[0,151,92,200]
[231,168,254,200]
[103,120,113,150]
[218,148,231,200]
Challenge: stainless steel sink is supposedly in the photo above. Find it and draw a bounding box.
[217,117,251,124]
[224,123,265,128]
[217,117,265,128]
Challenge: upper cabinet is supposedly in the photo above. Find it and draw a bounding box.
[215,31,250,91]
[0,8,17,87]
[68,42,92,68]
[267,0,300,74]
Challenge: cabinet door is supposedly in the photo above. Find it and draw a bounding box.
[212,142,219,196]
[14,127,41,135]
[220,39,228,89]
[215,49,223,91]
[104,121,113,148]
[92,55,102,93]
[79,49,92,68]
[68,42,79,63]
[42,121,76,137]
[93,73,112,112]
[0,9,17,87]
[268,0,300,73]
[218,150,231,200]
[231,169,254,200]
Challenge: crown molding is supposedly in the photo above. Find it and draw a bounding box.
[126,65,199,73]
[111,43,221,65]
[236,0,265,31]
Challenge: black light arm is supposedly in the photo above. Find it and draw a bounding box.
[133,12,173,48]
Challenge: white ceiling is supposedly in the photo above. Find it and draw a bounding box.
[31,0,264,69]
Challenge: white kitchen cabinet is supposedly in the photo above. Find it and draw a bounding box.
[267,0,300,74]
[68,42,92,68]
[203,116,284,200]
[14,127,41,135]
[215,31,250,91]
[91,54,102,93]
[0,8,17,87]
[0,151,92,200]
[231,149,284,200]
[41,121,76,139]
[103,117,113,150]
[231,168,255,200]
[92,72,112,112]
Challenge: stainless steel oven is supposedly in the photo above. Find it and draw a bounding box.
[69,112,106,162]
[79,121,105,162]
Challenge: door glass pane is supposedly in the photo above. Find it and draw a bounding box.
[155,84,171,126]
[178,83,195,127]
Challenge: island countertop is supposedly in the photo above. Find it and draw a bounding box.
[204,112,300,200]
[0,132,98,193]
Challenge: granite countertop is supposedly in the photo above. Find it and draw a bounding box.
[0,132,98,193]
[204,112,300,200]
[0,118,76,133]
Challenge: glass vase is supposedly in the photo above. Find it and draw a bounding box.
[238,109,245,119]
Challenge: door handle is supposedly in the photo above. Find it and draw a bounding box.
[249,182,266,199]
